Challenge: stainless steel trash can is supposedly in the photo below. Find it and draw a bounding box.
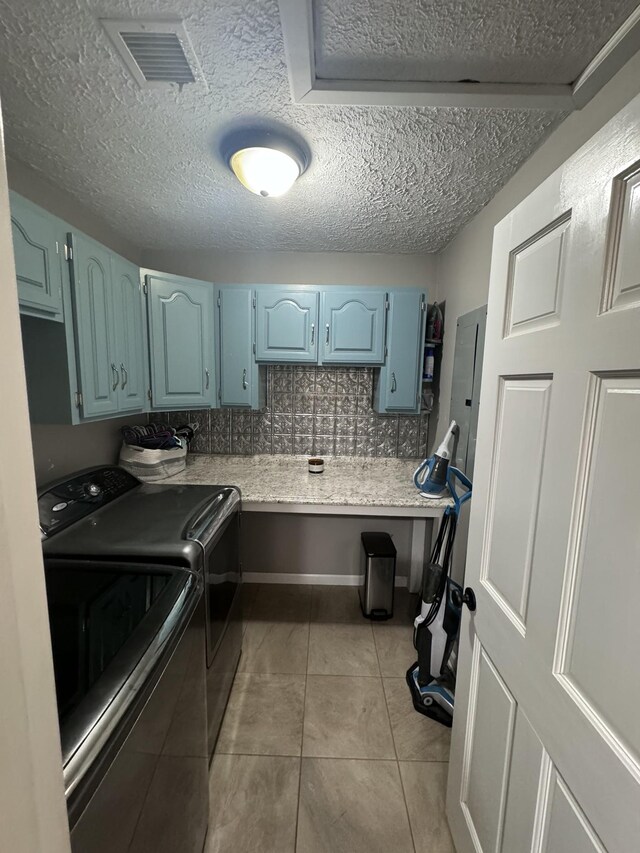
[359,532,396,619]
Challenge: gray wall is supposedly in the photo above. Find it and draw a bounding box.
[141,248,435,289]
[30,417,139,485]
[8,158,146,485]
[242,513,413,581]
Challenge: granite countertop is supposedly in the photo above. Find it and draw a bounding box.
[164,454,453,510]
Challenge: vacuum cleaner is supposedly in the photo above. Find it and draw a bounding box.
[407,421,473,727]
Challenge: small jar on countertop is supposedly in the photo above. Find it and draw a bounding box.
[308,457,324,474]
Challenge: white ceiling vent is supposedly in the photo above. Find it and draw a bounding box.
[101,19,207,90]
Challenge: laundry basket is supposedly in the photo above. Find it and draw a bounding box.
[118,442,187,481]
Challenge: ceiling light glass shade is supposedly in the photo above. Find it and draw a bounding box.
[229,146,301,198]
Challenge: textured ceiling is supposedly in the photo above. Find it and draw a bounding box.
[314,0,638,84]
[0,0,612,254]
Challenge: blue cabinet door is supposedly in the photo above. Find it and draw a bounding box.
[146,271,215,409]
[217,286,264,408]
[374,290,427,413]
[255,288,318,363]
[112,256,147,412]
[69,234,119,418]
[10,192,63,321]
[320,289,387,364]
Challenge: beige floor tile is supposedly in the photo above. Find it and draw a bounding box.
[308,622,379,676]
[245,583,312,622]
[239,620,309,674]
[207,754,299,853]
[297,758,414,853]
[362,587,418,625]
[310,585,363,623]
[400,761,455,853]
[303,675,394,759]
[383,677,451,761]
[372,622,416,677]
[216,673,305,756]
[388,587,421,625]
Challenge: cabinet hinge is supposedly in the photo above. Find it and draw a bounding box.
[385,299,390,311]
[421,297,427,311]
[64,243,73,262]
[217,294,221,307]
[252,296,256,308]
[218,389,222,402]
[252,342,256,355]
[143,282,148,295]
[74,391,83,409]
[147,388,152,401]
[385,346,388,358]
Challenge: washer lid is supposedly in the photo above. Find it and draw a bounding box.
[43,480,238,564]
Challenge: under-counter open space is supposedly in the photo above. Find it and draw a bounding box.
[207,583,453,853]
[165,454,452,589]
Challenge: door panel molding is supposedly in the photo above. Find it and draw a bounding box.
[504,212,571,338]
[12,220,51,291]
[540,769,607,852]
[160,295,204,396]
[71,236,119,418]
[10,192,64,319]
[460,639,517,853]
[501,708,546,852]
[601,158,640,314]
[480,375,553,635]
[146,271,215,409]
[555,371,640,783]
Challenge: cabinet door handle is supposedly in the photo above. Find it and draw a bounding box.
[325,323,330,345]
[120,363,128,389]
[242,368,248,390]
[205,369,210,390]
[111,363,120,391]
[310,323,315,345]
[391,372,397,393]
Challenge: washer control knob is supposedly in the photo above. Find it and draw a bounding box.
[86,482,101,497]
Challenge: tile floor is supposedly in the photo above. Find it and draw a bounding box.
[206,584,455,853]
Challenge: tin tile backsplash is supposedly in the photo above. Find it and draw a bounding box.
[159,366,429,458]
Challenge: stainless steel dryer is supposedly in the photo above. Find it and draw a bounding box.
[40,465,243,759]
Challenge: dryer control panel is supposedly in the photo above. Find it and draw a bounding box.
[38,466,140,537]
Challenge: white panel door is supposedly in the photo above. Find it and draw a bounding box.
[448,93,640,853]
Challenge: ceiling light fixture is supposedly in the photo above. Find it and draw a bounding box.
[222,130,309,198]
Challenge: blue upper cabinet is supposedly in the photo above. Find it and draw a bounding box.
[217,286,265,409]
[255,287,318,363]
[112,256,147,412]
[69,234,120,418]
[374,289,427,414]
[146,271,216,410]
[10,191,64,322]
[320,290,387,364]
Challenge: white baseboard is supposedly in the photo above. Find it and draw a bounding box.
[242,572,408,588]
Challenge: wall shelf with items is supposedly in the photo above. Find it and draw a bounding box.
[420,303,444,413]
